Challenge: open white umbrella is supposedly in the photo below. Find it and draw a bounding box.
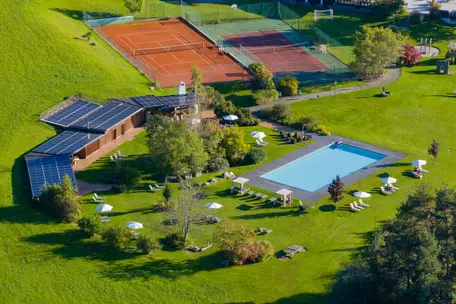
[250,131,266,139]
[223,114,238,121]
[95,204,113,213]
[231,4,238,9]
[380,177,397,184]
[353,191,371,198]
[412,160,427,167]
[126,221,143,230]
[205,202,223,209]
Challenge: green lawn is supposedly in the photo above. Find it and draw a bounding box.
[2,0,456,302]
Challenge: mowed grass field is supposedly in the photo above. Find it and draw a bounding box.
[2,0,456,303]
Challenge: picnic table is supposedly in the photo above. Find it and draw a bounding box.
[283,245,305,257]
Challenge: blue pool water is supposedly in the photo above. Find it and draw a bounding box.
[261,144,386,192]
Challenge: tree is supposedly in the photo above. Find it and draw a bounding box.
[401,44,421,67]
[39,175,81,223]
[372,0,405,19]
[277,75,299,96]
[124,0,143,16]
[146,115,208,178]
[213,220,255,254]
[167,186,204,245]
[327,175,344,203]
[221,126,249,164]
[248,62,274,89]
[351,27,404,80]
[191,65,204,106]
[77,215,102,238]
[162,183,173,209]
[428,139,439,159]
[102,226,134,250]
[136,234,161,255]
[196,120,224,157]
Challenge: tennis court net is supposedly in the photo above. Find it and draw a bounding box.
[133,42,205,56]
[246,42,311,54]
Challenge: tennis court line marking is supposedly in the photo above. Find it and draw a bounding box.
[171,33,218,72]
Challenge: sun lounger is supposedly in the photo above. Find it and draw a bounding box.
[411,171,423,179]
[154,183,165,189]
[94,193,105,201]
[380,186,393,195]
[260,194,268,200]
[92,196,104,203]
[255,192,263,198]
[350,203,362,212]
[229,172,236,179]
[256,139,267,147]
[109,155,116,162]
[391,185,399,191]
[269,197,277,203]
[420,168,429,173]
[259,138,269,145]
[149,185,159,192]
[266,229,272,234]
[247,191,255,196]
[101,218,110,223]
[118,150,127,158]
[284,245,305,258]
[358,199,369,207]
[354,202,364,210]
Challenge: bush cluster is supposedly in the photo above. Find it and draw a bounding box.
[162,232,186,250]
[279,131,311,144]
[102,226,134,250]
[213,101,259,126]
[136,234,161,254]
[207,155,230,172]
[247,147,267,164]
[252,89,279,105]
[77,215,102,238]
[277,75,299,96]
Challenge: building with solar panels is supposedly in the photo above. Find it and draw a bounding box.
[26,82,199,198]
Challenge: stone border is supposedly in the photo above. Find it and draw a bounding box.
[242,134,407,202]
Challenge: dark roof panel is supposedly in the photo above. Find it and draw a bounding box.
[33,130,102,156]
[25,154,77,198]
[42,100,101,127]
[131,93,195,109]
[70,100,142,132]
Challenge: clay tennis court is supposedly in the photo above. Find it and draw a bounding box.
[222,30,328,73]
[96,18,247,87]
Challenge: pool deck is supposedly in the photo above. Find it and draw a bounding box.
[242,134,407,202]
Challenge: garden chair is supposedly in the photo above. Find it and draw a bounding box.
[260,194,268,200]
[411,171,423,179]
[269,197,277,203]
[109,155,116,162]
[94,193,105,201]
[256,139,267,147]
[92,196,104,203]
[354,201,365,210]
[259,138,269,145]
[118,150,127,158]
[358,199,369,207]
[255,192,263,198]
[154,183,165,189]
[149,185,159,192]
[247,190,255,196]
[380,186,393,195]
[350,203,362,212]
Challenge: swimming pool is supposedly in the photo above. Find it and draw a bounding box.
[261,144,386,192]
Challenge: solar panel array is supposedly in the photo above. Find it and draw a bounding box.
[132,93,196,109]
[70,100,142,132]
[42,100,101,127]
[33,130,102,156]
[26,155,77,197]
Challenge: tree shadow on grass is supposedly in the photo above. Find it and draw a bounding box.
[265,292,330,304]
[319,204,336,212]
[236,204,254,211]
[101,251,226,280]
[25,230,139,262]
[231,210,298,220]
[49,8,122,21]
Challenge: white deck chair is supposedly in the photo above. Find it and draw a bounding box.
[259,138,269,145]
[256,139,267,147]
[92,196,104,203]
[350,203,362,212]
[109,155,115,162]
[380,186,393,195]
[154,183,165,189]
[118,150,127,158]
[354,201,365,210]
[94,193,105,201]
[149,185,159,192]
[358,199,369,207]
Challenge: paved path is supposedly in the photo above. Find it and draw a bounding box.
[249,65,401,113]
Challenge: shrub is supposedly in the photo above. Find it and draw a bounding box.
[77,215,102,238]
[270,104,292,124]
[312,125,331,136]
[163,232,186,250]
[294,115,319,131]
[401,44,421,67]
[256,240,274,261]
[136,234,161,255]
[290,137,297,144]
[372,0,405,19]
[409,11,424,25]
[112,184,127,194]
[118,165,141,186]
[221,126,250,165]
[213,101,259,126]
[39,175,81,223]
[248,147,267,164]
[252,89,279,105]
[102,226,134,250]
[328,175,345,203]
[248,62,273,89]
[264,79,275,90]
[277,75,299,96]
[207,155,230,172]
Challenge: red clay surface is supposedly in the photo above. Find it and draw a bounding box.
[222,30,328,73]
[96,18,247,87]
